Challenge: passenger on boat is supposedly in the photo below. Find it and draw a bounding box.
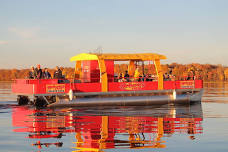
[118,73,123,82]
[170,75,176,81]
[187,70,195,80]
[43,68,51,79]
[168,67,173,75]
[138,75,143,82]
[142,74,147,81]
[124,70,130,82]
[163,73,170,81]
[53,66,63,79]
[134,68,140,82]
[145,74,149,81]
[34,64,43,79]
[28,66,35,79]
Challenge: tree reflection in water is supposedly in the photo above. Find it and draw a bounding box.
[12,103,203,151]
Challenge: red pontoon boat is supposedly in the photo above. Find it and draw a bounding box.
[12,53,203,107]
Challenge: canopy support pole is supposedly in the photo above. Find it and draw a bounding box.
[98,57,108,92]
[154,59,164,90]
[74,61,81,79]
[128,60,135,77]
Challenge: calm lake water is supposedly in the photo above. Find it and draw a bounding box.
[0,82,228,152]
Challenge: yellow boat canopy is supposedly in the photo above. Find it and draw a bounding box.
[70,53,166,62]
[70,52,166,91]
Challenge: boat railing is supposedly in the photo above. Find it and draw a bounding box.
[13,79,64,84]
[11,78,203,95]
[12,75,203,84]
[174,75,203,81]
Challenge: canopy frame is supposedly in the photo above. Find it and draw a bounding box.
[70,53,166,91]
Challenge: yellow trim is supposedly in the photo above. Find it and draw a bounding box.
[152,117,165,148]
[70,53,98,62]
[154,59,164,90]
[75,132,83,147]
[70,53,166,62]
[97,57,108,92]
[99,53,166,61]
[99,116,109,149]
[157,117,164,136]
[100,116,108,139]
[74,61,81,79]
[128,60,135,76]
[71,53,166,91]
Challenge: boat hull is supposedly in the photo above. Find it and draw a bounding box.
[48,89,203,108]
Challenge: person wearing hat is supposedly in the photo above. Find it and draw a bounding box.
[34,64,43,79]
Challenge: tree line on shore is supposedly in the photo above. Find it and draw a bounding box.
[0,63,228,81]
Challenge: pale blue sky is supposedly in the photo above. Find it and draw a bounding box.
[0,0,228,69]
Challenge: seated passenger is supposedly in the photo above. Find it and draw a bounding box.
[43,68,51,79]
[170,75,175,81]
[146,74,152,81]
[187,71,195,80]
[143,74,146,81]
[28,66,35,79]
[134,68,140,82]
[163,73,170,81]
[118,73,123,82]
[138,75,143,82]
[53,66,63,79]
[124,70,130,82]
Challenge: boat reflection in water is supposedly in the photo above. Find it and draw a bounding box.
[12,103,203,151]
